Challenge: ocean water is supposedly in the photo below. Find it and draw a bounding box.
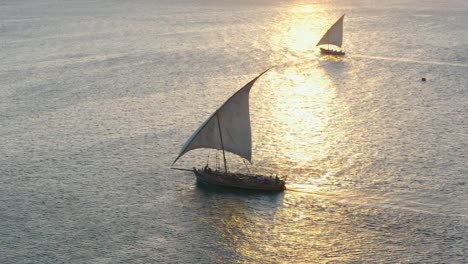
[1,0,467,263]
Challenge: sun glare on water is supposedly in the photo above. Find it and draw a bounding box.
[268,3,331,61]
[247,4,347,181]
[251,64,338,177]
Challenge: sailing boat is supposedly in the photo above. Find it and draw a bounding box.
[317,14,345,56]
[171,70,286,192]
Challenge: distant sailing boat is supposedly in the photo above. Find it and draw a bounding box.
[317,14,345,56]
[171,70,286,192]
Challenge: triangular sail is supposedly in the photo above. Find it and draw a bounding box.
[172,70,269,165]
[316,14,344,48]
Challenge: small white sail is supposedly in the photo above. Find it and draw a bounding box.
[172,70,269,165]
[316,14,344,48]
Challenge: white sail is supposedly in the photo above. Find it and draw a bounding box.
[316,14,344,48]
[172,70,269,165]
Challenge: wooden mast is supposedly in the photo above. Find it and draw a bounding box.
[216,112,228,174]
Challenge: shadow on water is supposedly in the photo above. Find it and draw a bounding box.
[317,56,348,83]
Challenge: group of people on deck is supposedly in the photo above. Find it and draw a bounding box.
[255,175,280,185]
[201,165,281,185]
[203,165,212,173]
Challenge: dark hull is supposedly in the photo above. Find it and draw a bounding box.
[194,169,286,192]
[320,48,345,56]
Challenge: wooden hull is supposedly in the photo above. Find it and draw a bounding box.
[320,48,345,56]
[194,169,286,192]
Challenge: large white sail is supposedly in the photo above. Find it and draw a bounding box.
[172,70,269,165]
[316,15,344,48]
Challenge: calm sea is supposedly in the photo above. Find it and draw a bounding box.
[1,0,467,263]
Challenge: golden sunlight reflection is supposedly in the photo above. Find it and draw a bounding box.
[250,64,339,181]
[271,18,317,54]
[193,186,386,263]
[268,3,333,62]
[246,3,353,187]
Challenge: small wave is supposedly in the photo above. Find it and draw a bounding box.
[284,183,349,197]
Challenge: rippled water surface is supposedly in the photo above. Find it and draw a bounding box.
[1,0,467,263]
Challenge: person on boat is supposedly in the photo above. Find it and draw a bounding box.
[204,164,208,172]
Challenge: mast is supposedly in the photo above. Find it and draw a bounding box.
[216,112,228,174]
